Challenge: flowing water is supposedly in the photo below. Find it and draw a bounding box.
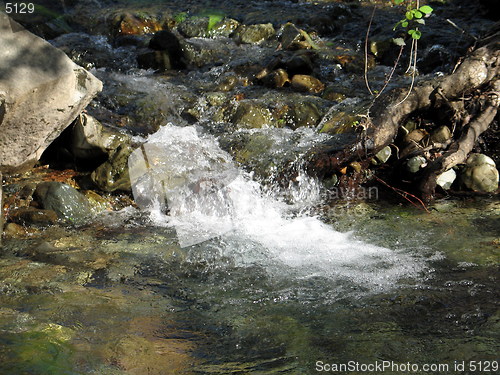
[1,121,498,374]
[1,0,499,373]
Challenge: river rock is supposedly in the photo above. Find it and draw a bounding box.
[291,75,325,94]
[178,17,210,38]
[289,102,321,129]
[374,146,392,164]
[461,153,499,192]
[144,30,185,69]
[34,182,92,224]
[0,14,102,173]
[232,101,274,129]
[405,156,427,173]
[71,113,131,164]
[436,168,456,190]
[430,125,452,144]
[180,38,233,68]
[8,207,58,226]
[236,23,275,44]
[261,69,290,88]
[91,144,134,192]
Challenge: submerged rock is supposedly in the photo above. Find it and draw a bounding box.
[461,153,499,192]
[233,101,274,129]
[34,182,92,224]
[0,14,102,173]
[9,207,58,226]
[235,23,275,44]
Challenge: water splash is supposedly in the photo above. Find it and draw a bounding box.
[129,124,426,291]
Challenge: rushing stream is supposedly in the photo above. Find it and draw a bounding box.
[1,0,499,374]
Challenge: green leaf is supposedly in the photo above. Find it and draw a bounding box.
[405,11,413,20]
[419,5,433,14]
[393,0,405,5]
[408,29,421,39]
[402,21,409,27]
[392,37,406,46]
[414,10,423,18]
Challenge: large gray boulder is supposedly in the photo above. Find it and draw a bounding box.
[0,13,102,173]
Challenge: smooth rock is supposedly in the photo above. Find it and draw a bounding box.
[430,125,452,144]
[34,182,92,224]
[261,69,290,88]
[406,156,427,173]
[436,168,456,190]
[236,23,275,44]
[461,153,499,192]
[0,14,102,173]
[374,146,392,164]
[291,75,324,94]
[91,144,134,192]
[233,101,273,129]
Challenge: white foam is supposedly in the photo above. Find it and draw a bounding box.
[129,124,425,291]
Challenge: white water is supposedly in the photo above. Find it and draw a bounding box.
[129,124,425,291]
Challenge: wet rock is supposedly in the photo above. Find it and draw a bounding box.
[289,102,321,129]
[71,114,130,165]
[50,32,138,71]
[34,182,92,224]
[436,168,456,190]
[405,156,427,173]
[112,12,166,37]
[236,23,275,44]
[0,14,102,173]
[461,153,499,192]
[143,30,185,70]
[280,23,303,50]
[91,144,134,192]
[9,207,58,226]
[419,45,453,74]
[291,74,324,94]
[180,38,233,68]
[209,18,240,38]
[137,50,173,71]
[261,69,290,88]
[319,111,357,134]
[216,75,239,91]
[178,17,210,38]
[285,52,315,76]
[322,88,347,102]
[3,222,26,238]
[232,101,274,129]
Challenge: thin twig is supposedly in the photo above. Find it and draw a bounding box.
[374,175,430,213]
[374,44,404,99]
[364,5,377,96]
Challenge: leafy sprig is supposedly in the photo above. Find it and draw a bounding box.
[392,0,433,45]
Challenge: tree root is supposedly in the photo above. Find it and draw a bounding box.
[309,30,500,200]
